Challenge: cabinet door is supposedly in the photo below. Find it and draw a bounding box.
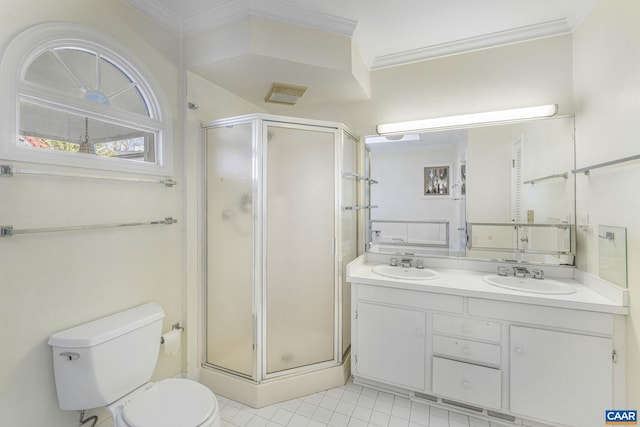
[355,302,426,390]
[510,326,612,427]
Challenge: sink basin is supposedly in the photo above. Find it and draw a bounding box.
[483,274,576,295]
[372,265,439,280]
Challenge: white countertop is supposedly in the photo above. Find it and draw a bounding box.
[347,256,628,315]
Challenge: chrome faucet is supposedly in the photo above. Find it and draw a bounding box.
[401,258,412,268]
[513,266,530,278]
[392,237,407,243]
[531,269,544,279]
[497,266,510,276]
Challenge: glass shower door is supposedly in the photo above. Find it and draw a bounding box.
[264,123,337,375]
[205,123,255,378]
[341,131,358,357]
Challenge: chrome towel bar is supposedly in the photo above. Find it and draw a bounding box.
[523,172,568,185]
[0,164,176,187]
[572,153,640,175]
[0,217,177,238]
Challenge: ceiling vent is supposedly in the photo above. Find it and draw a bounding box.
[265,83,307,105]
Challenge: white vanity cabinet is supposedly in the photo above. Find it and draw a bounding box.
[351,284,464,393]
[355,302,426,390]
[509,326,612,427]
[350,280,625,427]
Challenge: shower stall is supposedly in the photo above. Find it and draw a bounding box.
[200,114,359,407]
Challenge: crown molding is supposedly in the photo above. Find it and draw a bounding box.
[182,0,357,37]
[123,0,183,34]
[371,19,572,70]
[125,0,596,69]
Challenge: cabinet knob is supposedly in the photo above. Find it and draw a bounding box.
[462,325,471,333]
[462,347,471,355]
[416,329,423,337]
[515,347,524,355]
[462,380,470,389]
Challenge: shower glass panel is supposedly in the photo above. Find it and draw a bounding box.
[265,124,336,375]
[205,123,255,378]
[341,132,358,356]
[203,114,357,394]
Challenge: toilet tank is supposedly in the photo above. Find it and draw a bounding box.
[48,303,165,410]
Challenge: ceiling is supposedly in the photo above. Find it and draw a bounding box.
[124,0,598,112]
[126,0,597,67]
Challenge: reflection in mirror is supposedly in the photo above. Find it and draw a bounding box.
[598,225,628,287]
[365,116,575,266]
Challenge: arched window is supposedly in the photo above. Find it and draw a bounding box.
[0,23,172,175]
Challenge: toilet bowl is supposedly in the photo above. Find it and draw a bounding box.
[48,303,221,427]
[108,379,220,427]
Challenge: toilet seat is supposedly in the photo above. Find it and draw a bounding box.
[116,379,218,427]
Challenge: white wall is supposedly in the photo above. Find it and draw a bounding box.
[285,35,574,137]
[0,3,181,426]
[573,0,640,406]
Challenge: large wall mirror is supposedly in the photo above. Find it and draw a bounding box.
[365,116,575,266]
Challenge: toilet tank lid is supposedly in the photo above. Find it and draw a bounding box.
[48,303,165,348]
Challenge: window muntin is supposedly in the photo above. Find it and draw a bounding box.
[23,47,152,118]
[1,24,171,175]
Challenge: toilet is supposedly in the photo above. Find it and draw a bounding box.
[48,303,221,427]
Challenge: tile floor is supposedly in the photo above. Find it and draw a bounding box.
[217,377,511,427]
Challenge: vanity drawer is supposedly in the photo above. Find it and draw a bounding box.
[432,357,502,409]
[467,298,614,335]
[356,285,464,313]
[432,314,501,343]
[433,335,501,365]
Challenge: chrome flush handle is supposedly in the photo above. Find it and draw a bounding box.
[59,352,80,361]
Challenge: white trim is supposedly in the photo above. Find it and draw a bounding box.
[124,1,596,69]
[0,23,174,176]
[183,0,357,37]
[371,19,572,70]
[125,0,357,38]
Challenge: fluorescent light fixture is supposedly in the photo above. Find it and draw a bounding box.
[377,104,558,135]
[365,134,421,144]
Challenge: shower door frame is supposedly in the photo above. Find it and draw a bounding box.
[201,116,262,381]
[201,114,350,384]
[259,120,342,381]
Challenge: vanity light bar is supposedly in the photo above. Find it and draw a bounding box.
[377,104,558,135]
